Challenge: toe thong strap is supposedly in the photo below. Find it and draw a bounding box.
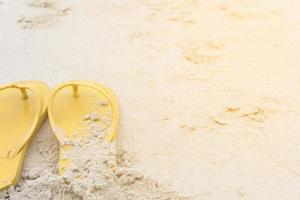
[48,81,119,142]
[0,84,42,159]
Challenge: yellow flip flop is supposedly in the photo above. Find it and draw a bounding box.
[0,81,49,190]
[48,80,119,174]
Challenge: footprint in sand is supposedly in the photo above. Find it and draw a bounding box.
[29,0,56,8]
[217,3,280,20]
[209,99,279,130]
[128,31,152,42]
[17,0,71,29]
[182,41,224,65]
[180,124,200,134]
[144,0,198,26]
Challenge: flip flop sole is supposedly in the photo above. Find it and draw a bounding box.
[48,80,119,174]
[0,81,49,190]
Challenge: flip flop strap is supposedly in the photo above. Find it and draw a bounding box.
[0,84,42,158]
[48,81,119,142]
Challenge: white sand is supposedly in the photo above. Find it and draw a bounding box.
[1,0,300,199]
[1,105,185,199]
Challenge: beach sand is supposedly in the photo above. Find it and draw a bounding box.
[1,0,300,199]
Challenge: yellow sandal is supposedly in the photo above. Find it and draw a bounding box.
[48,80,119,174]
[0,81,49,190]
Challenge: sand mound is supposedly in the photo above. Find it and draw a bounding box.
[0,112,186,200]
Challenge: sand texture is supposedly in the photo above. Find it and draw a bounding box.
[1,0,300,199]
